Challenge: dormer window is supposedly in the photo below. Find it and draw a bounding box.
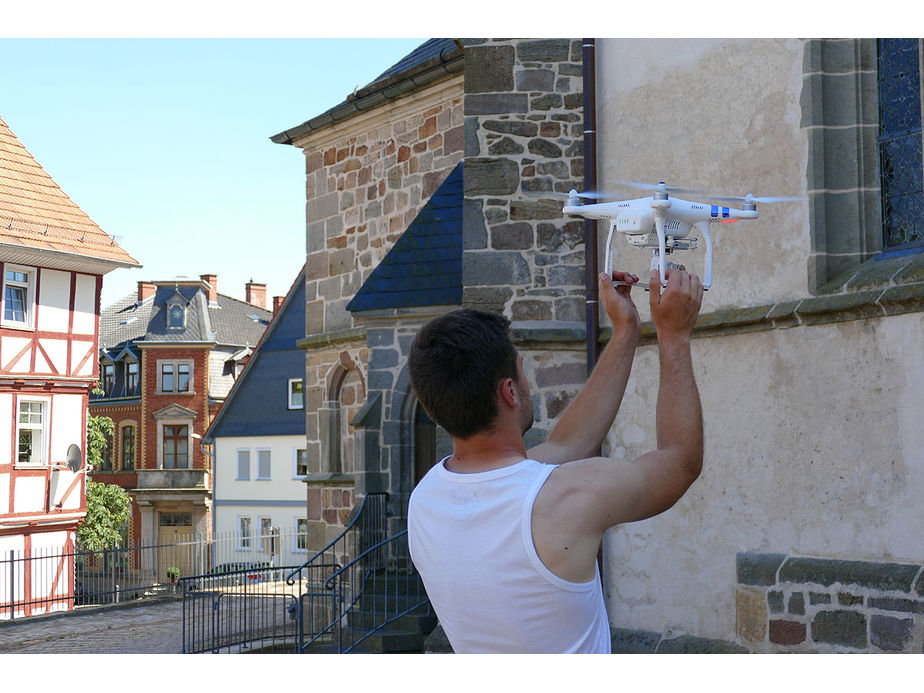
[166,292,188,330]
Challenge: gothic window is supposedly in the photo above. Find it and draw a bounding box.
[878,38,924,249]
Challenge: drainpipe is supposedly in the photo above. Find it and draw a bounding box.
[583,40,600,397]
[583,39,606,579]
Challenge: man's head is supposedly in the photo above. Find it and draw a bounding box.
[408,309,530,439]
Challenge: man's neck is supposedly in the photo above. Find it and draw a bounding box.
[445,433,527,474]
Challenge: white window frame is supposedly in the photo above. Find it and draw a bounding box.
[295,517,309,553]
[238,516,252,550]
[288,378,304,410]
[16,397,49,467]
[293,448,308,478]
[236,448,251,480]
[259,516,273,553]
[2,264,36,329]
[157,359,193,394]
[256,448,271,480]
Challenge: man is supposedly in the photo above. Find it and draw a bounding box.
[407,267,704,654]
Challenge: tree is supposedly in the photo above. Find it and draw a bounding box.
[77,411,132,551]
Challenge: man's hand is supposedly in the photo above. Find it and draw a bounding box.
[649,268,703,341]
[600,271,641,335]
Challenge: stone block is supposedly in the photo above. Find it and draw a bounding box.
[870,614,914,652]
[464,157,520,196]
[610,628,661,654]
[768,590,784,614]
[465,44,515,93]
[463,286,513,313]
[779,557,921,592]
[482,120,538,137]
[769,619,807,646]
[515,68,555,92]
[737,552,786,586]
[517,39,571,63]
[510,199,562,221]
[491,222,534,250]
[788,592,806,615]
[657,633,748,654]
[528,138,563,158]
[512,299,552,321]
[867,597,924,614]
[488,136,525,156]
[535,361,585,389]
[736,587,768,643]
[811,610,867,648]
[463,251,531,286]
[463,198,488,250]
[837,592,863,606]
[465,93,529,115]
[809,592,831,605]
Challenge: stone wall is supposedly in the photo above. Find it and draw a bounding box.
[461,38,589,445]
[737,552,924,652]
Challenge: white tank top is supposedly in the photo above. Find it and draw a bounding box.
[408,457,611,654]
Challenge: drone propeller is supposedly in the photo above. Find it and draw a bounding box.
[608,180,709,197]
[700,193,804,205]
[523,189,611,200]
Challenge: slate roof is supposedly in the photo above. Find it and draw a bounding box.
[347,162,462,312]
[205,267,307,440]
[0,114,139,269]
[100,284,272,351]
[271,39,463,145]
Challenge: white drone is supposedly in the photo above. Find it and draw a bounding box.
[561,181,800,290]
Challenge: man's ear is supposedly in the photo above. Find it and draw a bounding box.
[498,378,519,408]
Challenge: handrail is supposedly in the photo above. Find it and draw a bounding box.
[284,492,388,585]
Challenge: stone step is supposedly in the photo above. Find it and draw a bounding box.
[361,572,426,596]
[349,605,437,634]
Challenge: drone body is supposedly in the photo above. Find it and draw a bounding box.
[560,182,789,290]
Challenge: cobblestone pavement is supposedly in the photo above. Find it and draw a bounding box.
[0,598,184,654]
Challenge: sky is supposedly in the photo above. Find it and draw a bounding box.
[0,37,425,308]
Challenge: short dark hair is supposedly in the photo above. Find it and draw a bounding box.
[408,309,518,439]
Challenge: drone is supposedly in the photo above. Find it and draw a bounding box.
[560,181,800,290]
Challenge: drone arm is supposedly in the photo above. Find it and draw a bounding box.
[602,217,617,278]
[654,212,667,287]
[693,222,712,290]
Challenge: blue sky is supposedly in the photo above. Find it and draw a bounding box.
[0,38,425,308]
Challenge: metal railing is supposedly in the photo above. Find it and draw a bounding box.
[315,530,431,653]
[179,493,396,653]
[1,527,311,620]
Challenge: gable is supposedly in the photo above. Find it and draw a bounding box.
[0,114,138,270]
[206,269,307,439]
[347,162,462,313]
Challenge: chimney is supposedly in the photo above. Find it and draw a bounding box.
[245,281,266,309]
[137,281,156,302]
[273,296,285,315]
[200,274,218,304]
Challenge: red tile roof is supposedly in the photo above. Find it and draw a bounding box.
[0,114,139,268]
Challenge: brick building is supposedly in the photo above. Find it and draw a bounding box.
[89,275,272,580]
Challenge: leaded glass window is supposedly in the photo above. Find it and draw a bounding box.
[878,38,924,248]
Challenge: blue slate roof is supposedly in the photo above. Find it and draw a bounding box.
[347,162,462,312]
[205,268,307,440]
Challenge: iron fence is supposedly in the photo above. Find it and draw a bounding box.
[0,526,311,620]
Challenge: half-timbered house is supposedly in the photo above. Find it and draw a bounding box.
[0,114,139,617]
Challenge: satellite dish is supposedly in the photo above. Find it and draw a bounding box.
[66,444,83,472]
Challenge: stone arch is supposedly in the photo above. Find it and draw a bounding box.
[321,351,366,474]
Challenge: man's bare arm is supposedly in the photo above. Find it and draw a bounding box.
[533,269,704,581]
[528,271,641,465]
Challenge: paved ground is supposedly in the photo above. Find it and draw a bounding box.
[0,598,184,654]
